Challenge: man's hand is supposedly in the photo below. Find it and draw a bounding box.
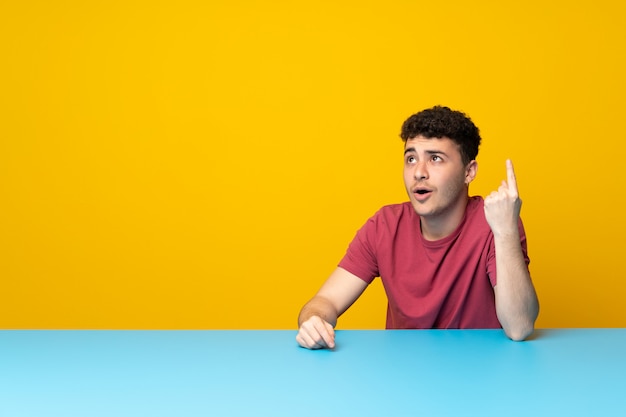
[484,159,522,237]
[296,316,336,349]
[484,159,539,340]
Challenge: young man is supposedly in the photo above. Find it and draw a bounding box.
[296,105,539,349]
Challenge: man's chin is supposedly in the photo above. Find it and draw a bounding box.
[410,201,433,217]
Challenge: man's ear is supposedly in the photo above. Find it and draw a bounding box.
[465,160,478,184]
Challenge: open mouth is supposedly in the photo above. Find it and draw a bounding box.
[413,188,432,200]
[414,187,432,195]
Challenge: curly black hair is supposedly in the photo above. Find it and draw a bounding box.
[400,105,481,165]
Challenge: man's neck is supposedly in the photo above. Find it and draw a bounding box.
[420,196,470,241]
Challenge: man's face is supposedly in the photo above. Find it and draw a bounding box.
[403,135,476,221]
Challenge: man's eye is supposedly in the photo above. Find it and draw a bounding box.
[431,155,442,162]
[407,156,416,163]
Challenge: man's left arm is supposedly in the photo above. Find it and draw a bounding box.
[484,159,539,341]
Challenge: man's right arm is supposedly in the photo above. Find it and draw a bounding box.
[296,267,369,349]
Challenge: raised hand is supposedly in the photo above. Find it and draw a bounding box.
[483,159,522,237]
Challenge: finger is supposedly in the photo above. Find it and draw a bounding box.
[297,329,325,349]
[296,332,309,348]
[324,321,336,348]
[299,317,336,349]
[313,320,335,349]
[305,335,326,350]
[296,327,326,349]
[486,190,499,201]
[506,159,518,193]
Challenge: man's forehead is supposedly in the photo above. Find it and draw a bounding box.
[404,135,455,149]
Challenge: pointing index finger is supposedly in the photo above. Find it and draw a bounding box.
[506,159,518,193]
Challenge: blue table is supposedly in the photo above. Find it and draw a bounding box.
[1,329,625,416]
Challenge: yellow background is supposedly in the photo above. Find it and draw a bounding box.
[1,1,625,329]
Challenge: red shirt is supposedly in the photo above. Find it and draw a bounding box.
[338,196,529,329]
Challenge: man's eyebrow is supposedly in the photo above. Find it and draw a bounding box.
[403,147,448,156]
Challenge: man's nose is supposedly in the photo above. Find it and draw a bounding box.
[414,161,428,180]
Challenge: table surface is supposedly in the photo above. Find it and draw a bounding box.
[1,329,625,417]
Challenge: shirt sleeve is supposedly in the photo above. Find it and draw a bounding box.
[338,213,380,284]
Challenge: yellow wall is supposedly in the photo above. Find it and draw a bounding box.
[1,1,625,329]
